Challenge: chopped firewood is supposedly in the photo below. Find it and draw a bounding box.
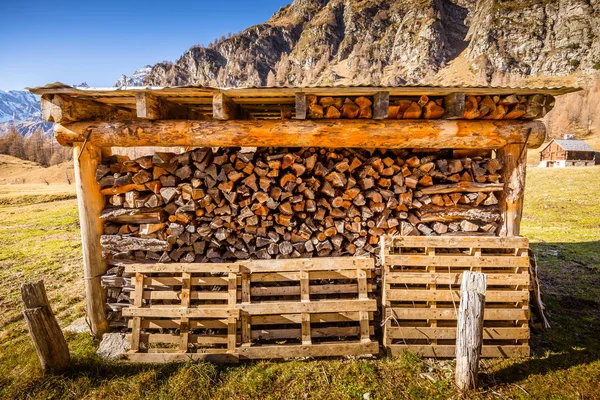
[342,98,360,119]
[423,101,445,119]
[403,102,422,119]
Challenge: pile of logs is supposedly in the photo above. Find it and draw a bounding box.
[304,93,553,120]
[306,95,373,119]
[461,94,554,120]
[97,147,504,265]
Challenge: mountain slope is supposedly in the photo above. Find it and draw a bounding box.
[144,0,600,138]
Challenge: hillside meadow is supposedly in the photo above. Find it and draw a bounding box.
[0,166,598,399]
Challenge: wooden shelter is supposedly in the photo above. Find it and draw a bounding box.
[539,138,596,167]
[29,83,578,361]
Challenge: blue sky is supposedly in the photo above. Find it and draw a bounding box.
[0,0,290,90]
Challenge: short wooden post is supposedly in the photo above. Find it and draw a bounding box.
[455,271,487,391]
[21,280,71,373]
[74,142,109,338]
[498,143,527,237]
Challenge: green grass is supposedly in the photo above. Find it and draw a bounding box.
[1,168,599,399]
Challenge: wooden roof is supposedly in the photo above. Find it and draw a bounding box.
[29,82,580,121]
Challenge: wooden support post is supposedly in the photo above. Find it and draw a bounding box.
[21,280,70,373]
[455,271,487,391]
[295,93,307,120]
[240,272,251,346]
[136,92,163,120]
[179,272,191,351]
[498,143,527,237]
[73,142,109,338]
[213,93,239,120]
[442,93,465,119]
[373,92,389,119]
[227,272,237,352]
[300,270,311,345]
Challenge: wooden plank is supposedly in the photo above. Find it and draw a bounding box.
[54,119,547,149]
[123,307,238,318]
[420,182,504,194]
[125,263,239,273]
[387,307,529,321]
[385,255,530,267]
[245,257,373,273]
[388,344,529,358]
[249,283,372,297]
[142,291,230,301]
[386,273,529,286]
[386,289,528,302]
[238,299,377,315]
[251,326,374,340]
[373,91,389,119]
[123,352,239,363]
[73,142,109,337]
[143,276,231,286]
[388,236,529,249]
[250,270,373,282]
[295,93,306,119]
[138,333,228,345]
[237,341,380,359]
[132,319,229,330]
[213,93,239,120]
[241,272,251,345]
[250,312,371,325]
[386,327,530,340]
[179,272,191,351]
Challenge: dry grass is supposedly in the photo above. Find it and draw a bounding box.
[0,167,599,399]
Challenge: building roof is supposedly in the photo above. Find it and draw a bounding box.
[27,82,581,97]
[553,139,596,152]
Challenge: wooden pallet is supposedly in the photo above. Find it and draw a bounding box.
[122,257,379,362]
[122,263,240,363]
[237,257,379,358]
[382,236,530,358]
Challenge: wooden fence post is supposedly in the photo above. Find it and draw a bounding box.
[455,271,487,391]
[21,280,71,373]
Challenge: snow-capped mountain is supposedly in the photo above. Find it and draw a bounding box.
[0,67,150,137]
[113,65,152,87]
[0,90,41,123]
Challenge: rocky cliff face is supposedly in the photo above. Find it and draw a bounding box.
[144,0,600,138]
[145,0,600,87]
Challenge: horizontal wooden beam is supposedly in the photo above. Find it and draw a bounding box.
[41,94,135,123]
[53,119,545,149]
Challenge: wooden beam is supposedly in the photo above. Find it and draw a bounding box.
[213,93,239,120]
[498,143,526,236]
[73,142,109,337]
[295,93,307,119]
[54,119,546,149]
[41,94,135,123]
[442,93,465,119]
[135,92,199,120]
[373,92,389,119]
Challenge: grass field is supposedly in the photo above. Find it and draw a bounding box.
[0,167,599,399]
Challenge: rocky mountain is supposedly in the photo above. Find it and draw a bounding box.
[114,65,153,87]
[0,90,41,123]
[145,0,600,138]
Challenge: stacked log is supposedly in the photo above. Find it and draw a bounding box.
[96,147,504,265]
[462,94,554,120]
[386,94,554,120]
[306,96,373,119]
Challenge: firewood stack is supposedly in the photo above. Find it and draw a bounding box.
[306,95,373,119]
[96,148,504,265]
[387,94,554,120]
[462,94,554,120]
